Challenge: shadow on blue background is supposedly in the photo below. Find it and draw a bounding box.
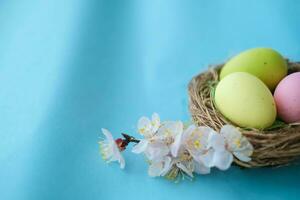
[0,0,300,199]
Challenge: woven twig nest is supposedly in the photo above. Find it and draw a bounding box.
[188,61,300,168]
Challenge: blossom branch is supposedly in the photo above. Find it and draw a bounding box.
[121,133,140,144]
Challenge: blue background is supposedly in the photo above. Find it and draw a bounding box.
[1,0,300,199]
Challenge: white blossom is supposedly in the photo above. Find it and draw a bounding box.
[220,125,253,162]
[137,113,160,138]
[133,114,183,161]
[99,128,125,169]
[169,125,214,176]
[207,125,253,170]
[182,125,215,167]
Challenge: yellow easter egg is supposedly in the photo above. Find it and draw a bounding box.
[220,48,287,90]
[215,72,276,129]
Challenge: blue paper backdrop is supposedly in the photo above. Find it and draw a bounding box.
[1,0,300,199]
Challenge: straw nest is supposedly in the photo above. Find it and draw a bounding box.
[188,61,300,168]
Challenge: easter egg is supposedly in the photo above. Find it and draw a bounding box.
[220,48,287,90]
[274,72,300,123]
[215,72,276,129]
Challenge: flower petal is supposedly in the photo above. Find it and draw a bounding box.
[148,156,172,177]
[212,150,233,170]
[151,113,160,133]
[132,139,149,154]
[194,160,211,174]
[160,156,173,176]
[209,132,225,151]
[233,151,252,162]
[182,124,196,141]
[119,154,125,169]
[145,142,169,161]
[157,121,183,140]
[101,128,114,143]
[221,125,240,137]
[238,137,254,155]
[220,125,242,151]
[170,130,183,157]
[148,162,164,177]
[197,148,214,167]
[137,116,152,137]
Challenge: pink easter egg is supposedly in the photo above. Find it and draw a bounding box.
[274,72,300,123]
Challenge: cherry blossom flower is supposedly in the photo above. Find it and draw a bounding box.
[99,128,125,169]
[208,125,253,170]
[133,114,183,161]
[220,125,253,162]
[137,113,160,138]
[171,125,214,175]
